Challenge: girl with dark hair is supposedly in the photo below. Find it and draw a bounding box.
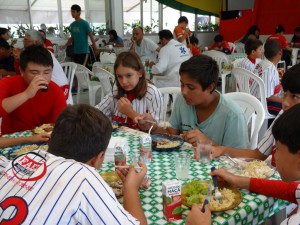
[0,27,17,47]
[102,29,124,47]
[96,51,162,129]
[236,25,260,44]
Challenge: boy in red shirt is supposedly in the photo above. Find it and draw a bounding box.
[0,45,66,135]
[209,35,231,55]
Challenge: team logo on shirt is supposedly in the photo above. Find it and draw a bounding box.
[179,46,186,54]
[12,152,47,182]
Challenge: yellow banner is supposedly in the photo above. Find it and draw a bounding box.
[176,0,226,15]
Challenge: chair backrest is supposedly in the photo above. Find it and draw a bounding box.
[158,87,181,122]
[60,62,77,105]
[234,42,245,53]
[231,67,275,120]
[225,92,265,149]
[152,64,181,88]
[228,42,236,53]
[202,50,230,71]
[92,63,115,96]
[233,58,244,68]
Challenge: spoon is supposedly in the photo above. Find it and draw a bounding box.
[224,154,244,170]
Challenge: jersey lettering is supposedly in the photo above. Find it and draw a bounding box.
[0,196,28,225]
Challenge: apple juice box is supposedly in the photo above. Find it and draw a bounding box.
[162,180,182,221]
[114,141,127,166]
[139,134,152,164]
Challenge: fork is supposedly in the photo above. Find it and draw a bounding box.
[211,166,223,203]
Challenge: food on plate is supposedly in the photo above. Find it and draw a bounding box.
[11,144,48,156]
[100,171,123,198]
[152,139,181,149]
[240,160,274,178]
[182,180,242,212]
[32,123,54,134]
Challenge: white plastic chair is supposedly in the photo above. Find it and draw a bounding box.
[228,42,236,53]
[158,87,181,123]
[152,64,181,88]
[75,64,103,105]
[225,92,265,149]
[92,62,115,97]
[53,43,66,63]
[234,42,245,53]
[60,62,77,105]
[231,68,276,120]
[202,50,230,71]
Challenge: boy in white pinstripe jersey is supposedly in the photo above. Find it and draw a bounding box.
[0,104,147,224]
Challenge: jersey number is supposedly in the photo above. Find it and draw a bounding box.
[0,196,28,225]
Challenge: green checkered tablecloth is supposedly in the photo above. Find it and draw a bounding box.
[0,128,290,225]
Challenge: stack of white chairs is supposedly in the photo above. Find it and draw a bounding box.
[60,62,77,105]
[234,42,245,53]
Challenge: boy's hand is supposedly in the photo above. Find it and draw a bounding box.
[25,76,49,98]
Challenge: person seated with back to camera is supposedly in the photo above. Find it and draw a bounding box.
[150,29,191,88]
[290,27,300,48]
[95,51,163,129]
[237,38,263,72]
[102,29,124,47]
[0,104,148,224]
[0,45,66,135]
[137,55,249,149]
[235,25,260,44]
[250,39,283,116]
[209,34,232,55]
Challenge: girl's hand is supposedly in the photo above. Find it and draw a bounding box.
[117,97,133,115]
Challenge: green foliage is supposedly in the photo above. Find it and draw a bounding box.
[197,22,219,32]
[14,24,29,38]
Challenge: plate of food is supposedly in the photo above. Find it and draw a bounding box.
[10,144,48,157]
[32,123,54,134]
[151,134,184,151]
[182,180,242,212]
[219,156,276,179]
[100,171,123,199]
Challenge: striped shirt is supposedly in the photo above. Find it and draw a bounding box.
[258,110,283,156]
[96,83,163,123]
[239,57,261,73]
[251,59,281,99]
[0,150,139,224]
[281,183,300,225]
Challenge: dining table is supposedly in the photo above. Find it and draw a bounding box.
[0,127,291,225]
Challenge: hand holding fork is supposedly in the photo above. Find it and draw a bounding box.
[211,166,223,203]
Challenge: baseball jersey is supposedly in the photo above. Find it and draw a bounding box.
[0,150,139,224]
[96,83,163,125]
[239,57,261,73]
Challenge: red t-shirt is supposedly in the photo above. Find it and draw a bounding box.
[266,34,289,49]
[0,76,66,135]
[209,41,231,50]
[250,178,299,204]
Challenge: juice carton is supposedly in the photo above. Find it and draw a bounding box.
[162,180,182,222]
[139,134,152,164]
[114,141,127,166]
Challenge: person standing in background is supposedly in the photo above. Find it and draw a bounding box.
[60,4,98,66]
[173,16,191,47]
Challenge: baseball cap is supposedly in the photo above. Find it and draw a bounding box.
[0,38,10,49]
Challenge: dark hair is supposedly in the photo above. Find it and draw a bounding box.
[38,29,46,43]
[178,16,188,24]
[114,51,147,100]
[295,27,300,33]
[48,104,112,163]
[214,35,223,43]
[244,38,263,55]
[275,24,285,33]
[0,38,10,49]
[20,45,53,71]
[264,39,281,59]
[71,4,81,12]
[0,27,9,36]
[158,30,173,40]
[179,55,219,92]
[108,29,118,40]
[282,63,300,93]
[246,26,260,36]
[190,35,199,45]
[272,104,300,154]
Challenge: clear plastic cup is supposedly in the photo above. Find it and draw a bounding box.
[196,140,212,164]
[174,153,190,180]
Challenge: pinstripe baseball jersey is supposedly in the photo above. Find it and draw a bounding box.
[251,59,281,99]
[0,150,139,225]
[257,110,283,156]
[239,57,261,73]
[96,83,163,124]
